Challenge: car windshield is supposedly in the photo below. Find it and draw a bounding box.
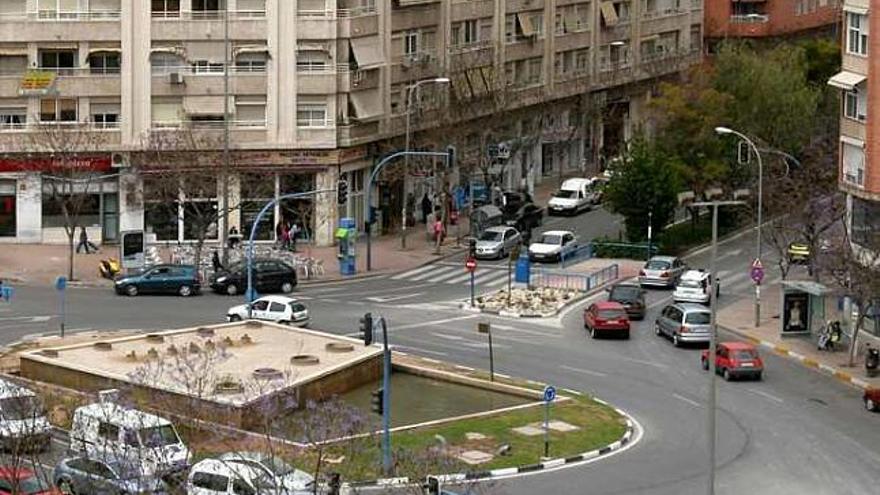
[4,475,51,495]
[610,286,641,301]
[139,425,180,448]
[685,312,711,325]
[733,350,758,360]
[554,190,577,199]
[646,260,671,270]
[598,309,626,320]
[678,279,703,289]
[0,396,41,420]
[540,234,562,245]
[480,231,503,241]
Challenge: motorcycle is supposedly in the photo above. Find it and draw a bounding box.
[866,343,879,378]
[817,320,842,351]
[98,258,121,280]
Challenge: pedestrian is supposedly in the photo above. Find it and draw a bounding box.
[227,226,240,250]
[281,223,291,251]
[433,215,445,253]
[212,250,224,272]
[290,222,300,252]
[421,193,432,224]
[76,226,97,254]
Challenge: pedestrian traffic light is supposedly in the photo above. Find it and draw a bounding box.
[371,388,384,415]
[337,179,348,205]
[445,145,456,170]
[468,238,477,258]
[359,312,373,346]
[425,476,441,495]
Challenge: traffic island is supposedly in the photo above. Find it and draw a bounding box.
[461,287,585,318]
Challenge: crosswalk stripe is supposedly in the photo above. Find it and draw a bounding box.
[483,275,512,287]
[410,266,456,281]
[473,270,509,285]
[444,272,474,284]
[427,267,468,283]
[391,264,437,280]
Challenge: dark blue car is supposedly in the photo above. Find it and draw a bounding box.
[114,264,201,297]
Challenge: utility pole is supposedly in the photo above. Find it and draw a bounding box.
[219,1,231,265]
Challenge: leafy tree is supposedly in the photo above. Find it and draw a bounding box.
[604,138,682,242]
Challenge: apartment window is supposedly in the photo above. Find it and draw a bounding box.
[847,12,869,56]
[0,55,27,76]
[235,52,267,72]
[852,197,880,246]
[689,24,701,52]
[36,0,79,19]
[505,57,543,87]
[192,60,225,74]
[152,0,180,17]
[404,31,419,56]
[235,96,266,126]
[150,52,184,74]
[297,102,328,127]
[842,141,865,186]
[192,0,224,16]
[298,0,326,15]
[88,52,120,74]
[40,98,77,122]
[844,87,867,122]
[296,51,328,71]
[151,97,183,126]
[236,0,266,16]
[556,3,590,34]
[451,19,479,46]
[0,106,26,130]
[91,102,120,129]
[506,12,543,43]
[39,50,77,74]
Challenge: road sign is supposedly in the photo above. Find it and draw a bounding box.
[477,322,490,334]
[55,276,67,291]
[543,385,557,403]
[465,257,477,273]
[750,258,764,284]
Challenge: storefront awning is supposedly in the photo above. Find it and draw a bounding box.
[350,36,383,68]
[828,71,866,91]
[349,89,382,120]
[184,96,227,116]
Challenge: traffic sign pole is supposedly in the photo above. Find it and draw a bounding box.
[543,386,556,458]
[55,276,67,338]
[466,257,477,307]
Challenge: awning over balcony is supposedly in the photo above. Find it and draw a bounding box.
[184,96,227,115]
[397,0,440,5]
[350,36,383,68]
[600,2,619,27]
[828,71,866,91]
[233,45,270,57]
[843,5,869,15]
[349,89,382,120]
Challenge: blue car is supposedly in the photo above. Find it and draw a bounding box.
[114,264,201,297]
[54,456,167,494]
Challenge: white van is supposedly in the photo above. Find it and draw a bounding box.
[548,178,598,216]
[0,379,51,451]
[69,392,191,477]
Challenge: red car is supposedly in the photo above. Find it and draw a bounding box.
[865,388,880,412]
[584,301,631,339]
[0,467,60,495]
[701,342,764,381]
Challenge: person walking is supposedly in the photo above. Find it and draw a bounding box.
[212,250,224,273]
[290,222,300,252]
[421,193,432,224]
[76,226,98,254]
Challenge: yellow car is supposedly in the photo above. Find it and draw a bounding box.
[787,242,810,264]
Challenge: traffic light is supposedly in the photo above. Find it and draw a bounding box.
[337,179,348,205]
[468,238,477,259]
[445,145,456,170]
[371,388,384,415]
[425,476,441,495]
[359,312,373,346]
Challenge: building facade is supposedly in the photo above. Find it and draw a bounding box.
[705,0,839,39]
[0,0,703,247]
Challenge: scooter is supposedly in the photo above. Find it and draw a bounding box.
[866,343,879,378]
[98,258,121,280]
[817,320,842,351]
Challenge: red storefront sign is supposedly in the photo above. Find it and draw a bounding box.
[0,155,112,173]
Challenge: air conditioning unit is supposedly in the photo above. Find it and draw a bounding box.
[169,72,185,85]
[111,152,129,168]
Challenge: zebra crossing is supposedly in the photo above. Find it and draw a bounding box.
[391,262,514,287]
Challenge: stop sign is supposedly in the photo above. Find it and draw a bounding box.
[465,257,477,272]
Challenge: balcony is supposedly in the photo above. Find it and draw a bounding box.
[0,10,121,42]
[337,121,381,146]
[297,64,350,94]
[641,8,689,34]
[727,14,771,37]
[337,7,378,38]
[0,67,121,96]
[150,66,267,95]
[151,11,266,40]
[150,10,266,20]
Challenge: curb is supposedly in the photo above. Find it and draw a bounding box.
[719,324,875,391]
[343,397,637,490]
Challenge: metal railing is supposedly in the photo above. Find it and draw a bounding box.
[337,6,378,17]
[642,7,687,19]
[0,121,121,132]
[559,244,594,268]
[531,263,619,292]
[730,14,769,23]
[151,10,266,20]
[150,65,268,76]
[0,67,121,78]
[150,119,267,130]
[0,10,121,21]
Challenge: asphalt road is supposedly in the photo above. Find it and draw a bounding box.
[2,212,879,494]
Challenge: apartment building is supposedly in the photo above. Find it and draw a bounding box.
[0,0,702,247]
[705,0,839,40]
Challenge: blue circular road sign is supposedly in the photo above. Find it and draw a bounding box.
[543,385,557,403]
[55,276,67,291]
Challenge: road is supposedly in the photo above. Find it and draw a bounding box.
[2,212,879,494]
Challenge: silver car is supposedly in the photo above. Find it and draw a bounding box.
[654,303,712,347]
[639,255,687,288]
[54,455,167,494]
[475,226,521,259]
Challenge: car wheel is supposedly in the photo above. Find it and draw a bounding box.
[590,327,598,339]
[866,397,877,412]
[654,323,662,336]
[178,285,193,297]
[228,314,242,322]
[280,281,295,294]
[722,368,732,381]
[755,372,763,381]
[673,333,681,347]
[57,478,75,495]
[125,284,138,297]
[226,283,239,296]
[702,358,709,371]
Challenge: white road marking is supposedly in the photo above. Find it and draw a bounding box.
[411,266,456,281]
[472,271,510,285]
[391,264,438,280]
[746,388,784,404]
[392,314,481,330]
[0,315,52,322]
[395,347,448,358]
[427,268,469,283]
[614,356,669,369]
[561,365,608,378]
[672,393,702,408]
[483,276,513,287]
[444,270,479,284]
[435,333,465,341]
[366,293,424,303]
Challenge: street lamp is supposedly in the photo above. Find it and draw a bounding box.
[715,126,763,328]
[402,77,451,249]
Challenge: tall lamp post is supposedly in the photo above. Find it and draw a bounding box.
[715,126,763,328]
[402,77,450,249]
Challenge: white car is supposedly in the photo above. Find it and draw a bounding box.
[528,230,578,263]
[187,456,314,495]
[548,178,598,215]
[226,296,309,326]
[673,269,718,304]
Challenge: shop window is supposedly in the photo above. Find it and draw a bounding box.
[0,180,15,237]
[239,172,275,240]
[41,192,100,228]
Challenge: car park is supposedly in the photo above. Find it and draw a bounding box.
[226,296,309,326]
[0,466,59,495]
[0,379,51,452]
[114,264,201,297]
[548,178,599,215]
[639,256,687,288]
[655,303,712,347]
[583,301,631,339]
[701,342,764,381]
[528,230,578,263]
[53,456,167,495]
[673,269,718,305]
[504,203,543,233]
[211,259,297,296]
[606,283,646,320]
[474,226,521,259]
[865,388,880,412]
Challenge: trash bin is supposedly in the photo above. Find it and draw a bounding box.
[515,253,530,284]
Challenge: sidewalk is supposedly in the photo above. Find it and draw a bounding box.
[717,281,880,391]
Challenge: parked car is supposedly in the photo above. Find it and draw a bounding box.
[0,379,51,452]
[864,388,880,412]
[583,301,631,339]
[227,296,309,326]
[0,466,59,495]
[211,259,297,296]
[187,456,313,495]
[114,264,201,297]
[701,342,764,381]
[548,178,599,216]
[655,303,712,347]
[504,203,544,233]
[639,256,687,288]
[54,456,167,495]
[528,230,578,263]
[673,269,718,305]
[218,452,314,494]
[606,283,646,320]
[497,191,532,217]
[474,226,521,260]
